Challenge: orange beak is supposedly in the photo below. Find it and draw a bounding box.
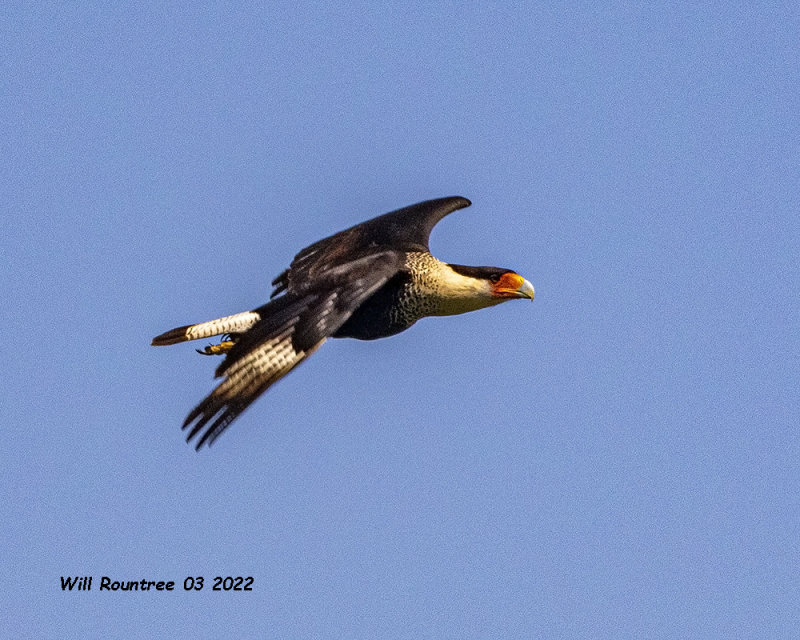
[492,272,535,300]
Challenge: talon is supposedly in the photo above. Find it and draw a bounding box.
[197,340,236,356]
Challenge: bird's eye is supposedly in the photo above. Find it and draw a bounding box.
[490,274,501,283]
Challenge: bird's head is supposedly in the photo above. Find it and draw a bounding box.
[486,269,535,301]
[439,264,534,315]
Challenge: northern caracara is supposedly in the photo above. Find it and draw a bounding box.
[153,197,534,449]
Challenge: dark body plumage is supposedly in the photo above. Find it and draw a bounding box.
[153,196,534,449]
[333,271,414,339]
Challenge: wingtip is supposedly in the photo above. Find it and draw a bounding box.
[439,195,471,210]
[188,431,205,451]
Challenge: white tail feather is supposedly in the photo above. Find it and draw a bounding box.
[185,311,261,341]
[152,311,261,346]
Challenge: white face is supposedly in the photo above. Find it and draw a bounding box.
[428,264,508,316]
[405,253,533,317]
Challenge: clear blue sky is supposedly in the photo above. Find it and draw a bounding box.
[3,3,798,638]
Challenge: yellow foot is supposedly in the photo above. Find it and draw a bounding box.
[196,340,235,356]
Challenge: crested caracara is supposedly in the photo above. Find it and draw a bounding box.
[152,196,534,449]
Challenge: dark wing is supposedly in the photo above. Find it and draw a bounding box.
[183,250,404,449]
[271,196,471,298]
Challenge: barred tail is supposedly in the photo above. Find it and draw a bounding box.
[151,311,261,346]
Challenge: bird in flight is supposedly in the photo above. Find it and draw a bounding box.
[152,196,534,449]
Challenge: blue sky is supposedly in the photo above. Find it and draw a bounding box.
[3,3,798,638]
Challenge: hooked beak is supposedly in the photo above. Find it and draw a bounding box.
[493,273,535,301]
[516,278,535,301]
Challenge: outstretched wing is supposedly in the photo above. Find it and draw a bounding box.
[271,196,470,298]
[183,250,404,448]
